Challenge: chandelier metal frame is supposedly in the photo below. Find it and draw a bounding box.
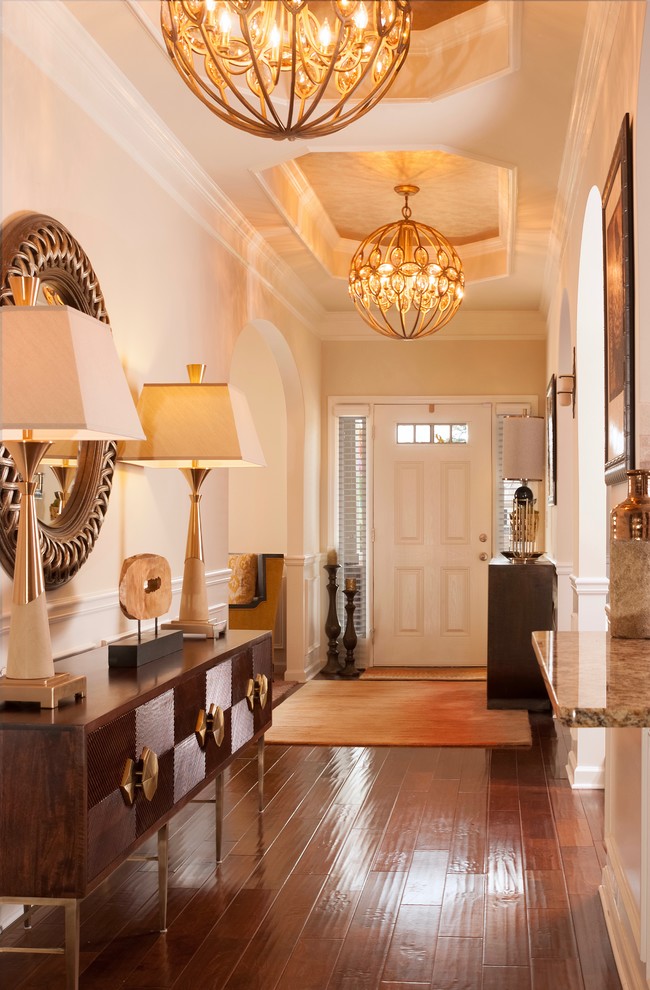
[160,1,412,140]
[348,184,465,340]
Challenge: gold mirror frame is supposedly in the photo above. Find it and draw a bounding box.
[0,212,117,588]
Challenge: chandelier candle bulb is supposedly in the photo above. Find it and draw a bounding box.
[610,470,650,638]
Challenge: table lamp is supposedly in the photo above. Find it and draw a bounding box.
[119,365,265,638]
[0,276,145,707]
[502,412,545,559]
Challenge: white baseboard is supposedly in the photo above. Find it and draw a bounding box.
[600,862,648,990]
[566,748,605,789]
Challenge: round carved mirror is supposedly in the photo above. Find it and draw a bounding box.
[0,213,118,588]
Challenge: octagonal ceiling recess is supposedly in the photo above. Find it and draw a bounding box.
[62,0,589,333]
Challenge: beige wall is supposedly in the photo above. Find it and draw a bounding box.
[228,325,288,553]
[0,11,321,670]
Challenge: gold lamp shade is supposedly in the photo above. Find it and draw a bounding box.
[119,365,265,639]
[160,1,412,140]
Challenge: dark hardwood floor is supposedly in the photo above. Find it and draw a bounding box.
[0,713,621,989]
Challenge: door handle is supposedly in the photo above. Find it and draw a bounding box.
[479,552,488,561]
[479,533,488,542]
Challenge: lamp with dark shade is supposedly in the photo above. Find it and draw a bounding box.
[119,365,265,638]
[502,412,545,559]
[0,276,145,707]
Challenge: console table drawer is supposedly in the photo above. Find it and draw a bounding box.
[0,631,272,901]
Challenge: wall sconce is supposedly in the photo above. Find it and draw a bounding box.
[557,347,576,416]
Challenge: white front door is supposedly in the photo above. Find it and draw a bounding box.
[372,402,492,667]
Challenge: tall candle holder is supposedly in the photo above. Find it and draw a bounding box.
[321,563,342,677]
[339,581,361,679]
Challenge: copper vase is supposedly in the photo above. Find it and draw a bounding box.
[610,469,650,638]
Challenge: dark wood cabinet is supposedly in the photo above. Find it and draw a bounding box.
[0,630,272,986]
[487,556,556,711]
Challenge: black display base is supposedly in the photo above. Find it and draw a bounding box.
[108,629,184,668]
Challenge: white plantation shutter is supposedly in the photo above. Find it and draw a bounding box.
[337,415,367,636]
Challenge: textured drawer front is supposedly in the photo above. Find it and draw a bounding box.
[232,648,253,705]
[207,660,232,709]
[174,734,206,804]
[231,699,254,752]
[87,690,176,880]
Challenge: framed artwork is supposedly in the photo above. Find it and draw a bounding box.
[546,375,557,506]
[603,113,635,485]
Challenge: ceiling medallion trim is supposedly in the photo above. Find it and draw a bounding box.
[0,213,117,589]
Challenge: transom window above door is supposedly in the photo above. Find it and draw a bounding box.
[396,423,469,445]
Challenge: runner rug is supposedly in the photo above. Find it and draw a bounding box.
[361,666,487,681]
[265,680,531,748]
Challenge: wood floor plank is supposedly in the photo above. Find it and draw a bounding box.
[438,873,485,937]
[401,849,449,905]
[447,790,488,873]
[380,903,441,983]
[274,937,343,990]
[326,870,407,990]
[482,965,531,990]
[430,936,484,990]
[483,892,529,967]
[0,715,623,990]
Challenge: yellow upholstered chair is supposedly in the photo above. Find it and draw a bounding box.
[228,553,284,643]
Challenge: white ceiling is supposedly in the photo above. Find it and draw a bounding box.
[63,0,590,337]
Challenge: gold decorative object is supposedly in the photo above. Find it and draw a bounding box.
[160,0,411,140]
[348,184,464,339]
[610,469,650,638]
[119,747,160,806]
[195,703,225,748]
[0,280,145,707]
[0,213,118,589]
[119,364,265,639]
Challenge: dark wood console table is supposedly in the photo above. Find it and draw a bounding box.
[487,555,556,710]
[0,630,272,989]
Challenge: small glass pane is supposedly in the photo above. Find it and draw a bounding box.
[415,424,431,443]
[433,425,451,444]
[452,423,469,444]
[397,424,414,444]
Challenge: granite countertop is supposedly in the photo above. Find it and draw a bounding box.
[532,630,650,727]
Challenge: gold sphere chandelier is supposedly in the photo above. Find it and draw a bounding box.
[348,184,465,340]
[160,1,412,140]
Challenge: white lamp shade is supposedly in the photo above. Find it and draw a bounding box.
[0,306,145,441]
[502,415,545,480]
[119,382,265,468]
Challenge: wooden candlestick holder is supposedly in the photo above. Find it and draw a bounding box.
[338,587,360,678]
[321,563,342,677]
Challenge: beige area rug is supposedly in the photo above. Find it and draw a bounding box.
[265,680,531,748]
[361,666,487,681]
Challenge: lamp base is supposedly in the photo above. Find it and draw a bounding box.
[0,671,86,708]
[162,618,227,639]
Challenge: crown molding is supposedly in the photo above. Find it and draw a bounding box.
[541,0,622,316]
[2,0,323,331]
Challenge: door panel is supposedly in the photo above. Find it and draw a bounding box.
[373,403,492,666]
